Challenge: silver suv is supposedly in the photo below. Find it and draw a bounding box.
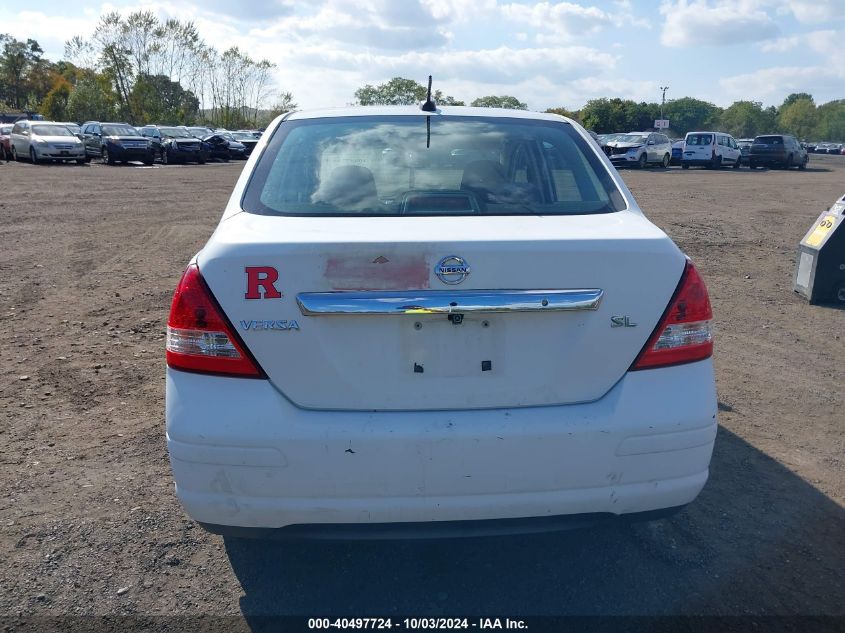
[605,132,672,168]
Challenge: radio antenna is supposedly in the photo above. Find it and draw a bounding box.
[421,75,435,149]
[421,75,436,112]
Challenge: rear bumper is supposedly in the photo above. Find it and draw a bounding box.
[680,158,714,166]
[199,505,687,540]
[749,154,787,165]
[166,360,717,531]
[35,147,85,159]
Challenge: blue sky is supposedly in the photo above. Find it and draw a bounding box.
[5,0,844,110]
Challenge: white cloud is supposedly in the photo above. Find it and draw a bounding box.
[779,0,845,24]
[1,10,98,59]
[285,44,617,86]
[419,0,499,23]
[760,35,801,52]
[660,0,780,47]
[720,64,845,103]
[501,1,650,41]
[501,2,614,38]
[805,29,841,55]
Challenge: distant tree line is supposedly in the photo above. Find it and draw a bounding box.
[353,77,529,111]
[550,92,844,141]
[0,12,296,129]
[2,35,842,141]
[353,78,843,141]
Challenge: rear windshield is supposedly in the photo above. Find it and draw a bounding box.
[755,136,783,145]
[32,125,74,137]
[686,133,713,146]
[243,116,625,216]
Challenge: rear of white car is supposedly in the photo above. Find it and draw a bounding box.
[682,131,741,169]
[165,107,717,537]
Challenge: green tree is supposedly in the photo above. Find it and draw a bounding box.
[545,106,579,121]
[662,97,721,135]
[579,98,653,133]
[777,96,816,140]
[256,92,298,127]
[65,72,117,122]
[129,73,199,124]
[718,101,775,138]
[814,100,845,141]
[781,92,814,109]
[470,95,527,110]
[354,77,461,106]
[624,101,660,131]
[40,76,73,120]
[0,35,45,108]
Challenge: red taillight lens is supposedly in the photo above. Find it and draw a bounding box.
[631,261,713,370]
[166,264,264,378]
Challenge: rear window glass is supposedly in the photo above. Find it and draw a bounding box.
[243,116,625,217]
[755,136,783,145]
[686,134,713,146]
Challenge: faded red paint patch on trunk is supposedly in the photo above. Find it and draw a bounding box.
[325,254,430,290]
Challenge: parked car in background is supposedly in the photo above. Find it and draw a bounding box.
[826,143,843,155]
[165,106,717,537]
[231,130,259,156]
[670,139,684,166]
[681,132,742,169]
[11,120,86,164]
[201,133,234,162]
[61,122,81,138]
[813,143,830,154]
[206,131,247,160]
[749,134,808,170]
[81,122,155,165]
[187,126,215,140]
[0,124,12,161]
[139,125,206,164]
[736,139,754,165]
[605,132,672,168]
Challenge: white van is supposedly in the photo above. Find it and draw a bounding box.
[682,131,742,169]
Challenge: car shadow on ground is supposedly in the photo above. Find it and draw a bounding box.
[224,427,845,624]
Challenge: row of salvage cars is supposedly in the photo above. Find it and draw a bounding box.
[0,119,262,165]
[598,131,813,170]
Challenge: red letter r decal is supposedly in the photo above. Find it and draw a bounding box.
[245,266,282,299]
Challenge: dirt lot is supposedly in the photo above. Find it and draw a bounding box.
[1,154,843,626]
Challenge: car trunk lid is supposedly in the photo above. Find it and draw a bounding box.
[198,212,685,411]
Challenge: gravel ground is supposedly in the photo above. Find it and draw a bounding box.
[0,155,843,628]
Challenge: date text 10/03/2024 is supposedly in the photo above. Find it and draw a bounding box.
[307,618,528,630]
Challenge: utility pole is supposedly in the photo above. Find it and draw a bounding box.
[659,86,669,122]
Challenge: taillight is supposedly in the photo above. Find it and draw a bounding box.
[631,261,713,370]
[166,263,264,378]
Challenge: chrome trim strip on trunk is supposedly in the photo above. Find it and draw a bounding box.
[297,289,603,316]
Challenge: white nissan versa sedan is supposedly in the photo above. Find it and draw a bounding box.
[165,106,717,538]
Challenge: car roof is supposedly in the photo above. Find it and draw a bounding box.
[284,105,573,124]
